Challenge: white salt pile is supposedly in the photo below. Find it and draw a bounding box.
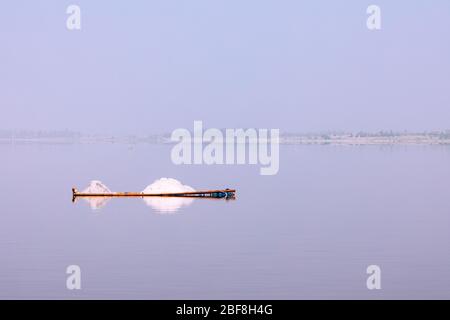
[82,180,112,194]
[142,178,195,194]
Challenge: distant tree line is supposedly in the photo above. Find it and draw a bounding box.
[281,130,450,140]
[0,129,82,139]
[1,129,450,140]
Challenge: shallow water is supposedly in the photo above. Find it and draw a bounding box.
[0,142,449,299]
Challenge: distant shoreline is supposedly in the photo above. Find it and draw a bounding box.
[1,134,450,145]
[2,129,450,145]
[279,135,450,145]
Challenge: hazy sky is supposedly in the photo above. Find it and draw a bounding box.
[1,1,449,135]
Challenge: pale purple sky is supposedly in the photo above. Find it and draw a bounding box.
[1,1,449,135]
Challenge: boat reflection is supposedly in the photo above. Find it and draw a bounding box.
[74,195,236,213]
[74,195,195,213]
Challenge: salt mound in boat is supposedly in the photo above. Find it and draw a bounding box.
[142,178,195,194]
[141,178,195,213]
[82,180,112,194]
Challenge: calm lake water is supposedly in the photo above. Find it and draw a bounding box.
[1,142,449,299]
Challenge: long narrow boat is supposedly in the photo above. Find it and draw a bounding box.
[72,187,236,201]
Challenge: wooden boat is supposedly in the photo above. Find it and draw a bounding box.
[72,187,236,202]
